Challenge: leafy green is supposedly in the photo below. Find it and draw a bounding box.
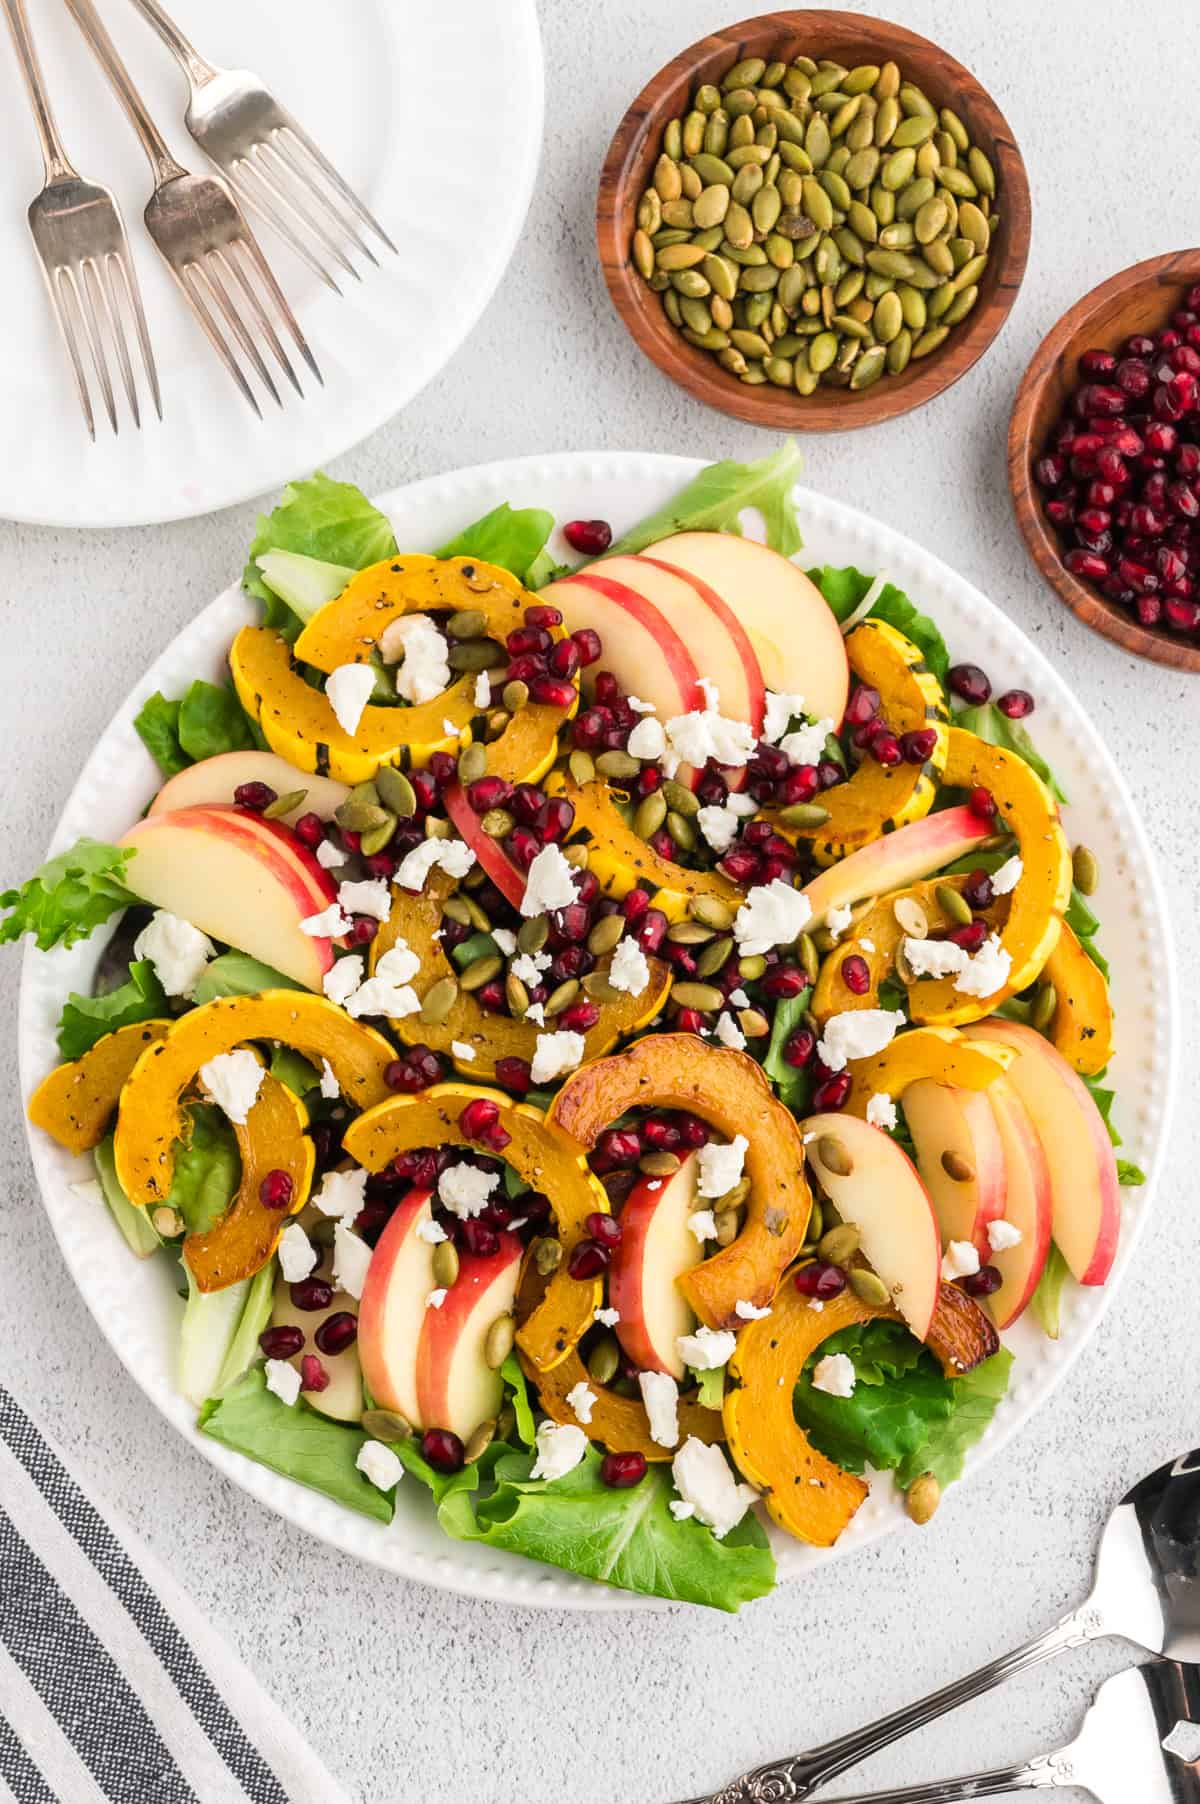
[191,951,303,1003]
[1117,1159,1145,1186]
[56,960,167,1061]
[167,1106,240,1235]
[1064,888,1109,978]
[953,702,1069,805]
[1031,1242,1071,1340]
[244,473,398,639]
[794,1320,1013,1491]
[690,1366,726,1411]
[212,1262,277,1398]
[434,503,555,586]
[134,692,188,776]
[450,930,498,971]
[808,567,950,683]
[177,681,256,762]
[1,840,136,951]
[501,1352,537,1447]
[607,442,805,559]
[761,994,813,1114]
[1083,1071,1122,1148]
[254,550,356,624]
[269,1046,322,1098]
[199,1368,393,1522]
[93,1135,161,1259]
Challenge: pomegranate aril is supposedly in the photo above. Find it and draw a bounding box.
[844,684,881,726]
[567,1238,610,1280]
[593,1128,641,1172]
[293,812,324,849]
[460,1097,501,1141]
[234,780,276,812]
[1064,548,1110,581]
[559,999,601,1033]
[794,1261,847,1299]
[900,728,938,764]
[783,1026,816,1069]
[674,1006,705,1033]
[811,1071,852,1111]
[421,1429,465,1473]
[538,797,575,842]
[290,1278,334,1313]
[996,688,1034,719]
[869,731,902,767]
[841,955,870,995]
[968,786,997,821]
[961,869,995,910]
[586,1211,622,1249]
[315,1311,358,1355]
[563,518,613,556]
[762,964,808,1000]
[781,763,820,805]
[1079,349,1117,377]
[571,627,602,666]
[549,637,581,679]
[1165,598,1200,632]
[960,1264,1002,1298]
[720,847,761,885]
[459,1219,500,1258]
[676,1113,709,1148]
[947,920,988,952]
[259,1169,294,1210]
[300,1354,330,1392]
[467,775,512,813]
[525,603,563,629]
[494,1055,532,1095]
[260,1324,304,1359]
[632,907,668,953]
[506,825,542,870]
[601,1450,647,1488]
[947,663,991,704]
[817,758,844,789]
[529,675,577,708]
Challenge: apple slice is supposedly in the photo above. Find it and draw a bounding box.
[416,1230,523,1439]
[151,751,349,825]
[980,1073,1053,1328]
[903,1081,1008,1258]
[600,554,764,736]
[962,1019,1119,1286]
[609,1153,704,1378]
[272,1259,362,1423]
[644,532,850,726]
[442,780,526,909]
[357,1188,438,1429]
[802,1112,941,1340]
[120,804,337,989]
[801,804,994,925]
[542,570,704,720]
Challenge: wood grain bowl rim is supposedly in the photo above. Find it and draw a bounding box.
[1008,249,1200,674]
[596,8,1032,433]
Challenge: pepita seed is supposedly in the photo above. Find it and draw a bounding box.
[152,1205,182,1236]
[433,1240,460,1288]
[912,324,950,357]
[714,1207,741,1247]
[637,189,662,235]
[464,1419,497,1465]
[638,1149,682,1180]
[517,914,548,955]
[668,918,715,945]
[738,952,767,981]
[634,791,668,839]
[587,1334,621,1385]
[849,1267,891,1307]
[656,242,707,272]
[360,1408,412,1442]
[447,608,487,640]
[1072,845,1099,895]
[906,1472,941,1525]
[448,638,506,673]
[941,1149,976,1183]
[595,749,641,782]
[690,893,734,930]
[262,788,307,821]
[780,801,832,828]
[671,981,725,1012]
[533,1237,562,1276]
[738,1006,770,1037]
[460,953,501,992]
[967,146,995,197]
[666,811,697,851]
[873,289,903,343]
[935,883,973,926]
[543,978,580,1018]
[696,937,734,979]
[799,933,820,984]
[850,345,887,388]
[457,743,488,786]
[582,973,623,1005]
[816,1136,854,1179]
[1031,983,1059,1033]
[375,766,417,817]
[336,797,389,834]
[892,895,929,938]
[502,679,530,715]
[420,976,459,1025]
[654,154,682,202]
[484,1313,515,1370]
[943,285,978,326]
[819,1225,862,1264]
[359,816,398,856]
[505,972,530,1018]
[562,842,590,870]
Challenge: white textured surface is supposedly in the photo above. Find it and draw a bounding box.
[0,2,1196,1800]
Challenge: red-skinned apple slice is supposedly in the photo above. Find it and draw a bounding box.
[903,1080,1008,1258]
[802,1111,941,1340]
[801,805,994,925]
[357,1187,438,1429]
[601,554,764,735]
[152,752,350,825]
[119,804,338,989]
[442,781,526,910]
[979,1072,1053,1328]
[542,570,705,720]
[962,1019,1119,1286]
[609,1152,704,1378]
[644,532,850,726]
[415,1230,523,1439]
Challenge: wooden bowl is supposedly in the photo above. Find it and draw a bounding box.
[596,9,1031,432]
[1008,250,1200,673]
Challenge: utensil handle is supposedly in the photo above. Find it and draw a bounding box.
[59,0,184,182]
[1,0,75,180]
[817,1753,1069,1801]
[121,0,215,86]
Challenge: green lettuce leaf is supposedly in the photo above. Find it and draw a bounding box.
[212,1262,277,1398]
[168,1106,240,1235]
[199,1368,393,1522]
[134,692,187,776]
[435,503,555,586]
[1117,1158,1145,1186]
[254,550,356,625]
[177,681,256,762]
[244,473,398,639]
[690,1366,726,1411]
[1083,1071,1121,1147]
[1031,1242,1071,1340]
[191,951,302,1003]
[808,567,950,683]
[1,840,135,951]
[269,1046,322,1098]
[761,993,812,1114]
[93,1135,161,1259]
[500,1352,537,1448]
[953,701,1069,805]
[1064,887,1109,978]
[56,960,167,1061]
[607,442,804,559]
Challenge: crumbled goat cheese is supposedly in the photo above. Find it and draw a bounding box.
[333,1224,373,1299]
[696,803,740,854]
[530,1421,588,1481]
[991,855,1023,895]
[697,1133,748,1200]
[509,948,551,987]
[199,1050,264,1125]
[687,1209,719,1244]
[474,672,492,708]
[697,676,721,711]
[903,936,969,979]
[313,1167,367,1223]
[436,838,476,879]
[735,1299,771,1321]
[638,1370,680,1448]
[627,715,667,761]
[714,1011,746,1051]
[627,695,657,713]
[727,793,759,817]
[326,664,376,736]
[416,1217,448,1245]
[520,844,580,917]
[375,940,421,986]
[381,613,450,705]
[866,1092,898,1131]
[264,1359,301,1406]
[525,1002,545,1026]
[530,1030,586,1086]
[315,839,346,871]
[133,911,214,999]
[425,1288,447,1310]
[277,1222,317,1282]
[728,988,750,1007]
[671,1437,757,1538]
[439,1162,500,1219]
[323,955,364,1006]
[669,1500,695,1521]
[824,902,854,943]
[762,690,808,743]
[987,1219,1024,1253]
[780,718,834,768]
[953,932,1013,999]
[941,1239,981,1280]
[608,936,650,996]
[300,902,352,939]
[319,1058,339,1100]
[451,1040,476,1061]
[345,977,419,1020]
[492,927,517,955]
[356,1440,403,1492]
[663,704,757,778]
[394,837,476,893]
[733,879,813,955]
[565,1381,597,1424]
[594,1306,620,1327]
[337,878,391,922]
[811,1352,856,1398]
[676,1324,736,1370]
[818,1008,906,1073]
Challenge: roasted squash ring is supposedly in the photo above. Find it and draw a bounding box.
[114,992,395,1205]
[370,870,671,1080]
[28,1019,170,1154]
[341,1083,609,1372]
[843,1024,1013,1117]
[770,619,949,867]
[1041,920,1113,1076]
[810,877,1008,1026]
[183,1070,315,1293]
[549,1034,813,1331]
[523,1346,726,1459]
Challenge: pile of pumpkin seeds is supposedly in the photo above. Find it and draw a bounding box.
[630,52,998,394]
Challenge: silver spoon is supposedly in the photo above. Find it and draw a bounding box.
[673,1449,1200,1803]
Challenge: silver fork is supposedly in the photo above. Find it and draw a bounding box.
[1,0,158,437]
[61,0,319,416]
[122,0,395,294]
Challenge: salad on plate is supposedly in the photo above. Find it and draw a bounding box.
[3,446,1142,1612]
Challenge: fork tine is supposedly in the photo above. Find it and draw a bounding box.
[197,251,282,408]
[109,248,162,421]
[268,129,380,268]
[46,266,96,441]
[232,224,322,387]
[233,151,354,291]
[86,256,138,429]
[177,261,261,418]
[67,262,117,434]
[277,115,397,255]
[221,240,301,397]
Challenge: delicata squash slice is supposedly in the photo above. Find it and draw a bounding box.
[232,554,577,787]
[549,1035,813,1331]
[810,877,1008,1026]
[28,1019,170,1154]
[183,1068,315,1293]
[114,992,395,1205]
[771,619,950,867]
[843,1024,1014,1118]
[341,1083,609,1372]
[371,870,670,1079]
[1041,919,1114,1076]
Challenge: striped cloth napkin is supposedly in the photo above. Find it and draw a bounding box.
[0,1382,352,1804]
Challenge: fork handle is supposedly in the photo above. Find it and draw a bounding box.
[1,0,76,180]
[815,1752,1071,1801]
[60,0,185,183]
[121,0,216,87]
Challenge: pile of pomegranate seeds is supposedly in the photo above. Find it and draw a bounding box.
[1035,287,1200,640]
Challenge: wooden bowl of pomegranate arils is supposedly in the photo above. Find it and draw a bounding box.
[1009,250,1200,672]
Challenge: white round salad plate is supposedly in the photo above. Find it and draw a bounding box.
[18,451,1177,1612]
[0,0,542,529]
